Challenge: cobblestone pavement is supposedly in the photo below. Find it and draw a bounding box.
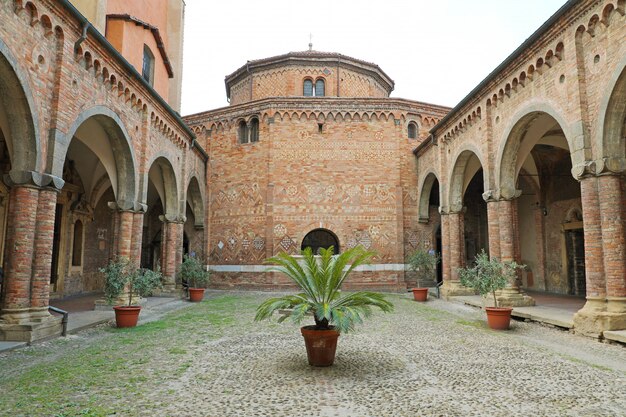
[1,291,625,417]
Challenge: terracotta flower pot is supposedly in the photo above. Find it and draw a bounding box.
[188,288,205,302]
[113,306,141,328]
[411,288,428,302]
[485,307,513,330]
[301,326,340,367]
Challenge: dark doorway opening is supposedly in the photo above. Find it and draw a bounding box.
[50,203,63,291]
[301,229,339,255]
[565,228,586,296]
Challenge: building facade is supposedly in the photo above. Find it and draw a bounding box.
[0,0,206,342]
[415,0,625,337]
[184,51,449,290]
[0,0,624,343]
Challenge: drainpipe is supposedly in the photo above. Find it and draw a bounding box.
[336,56,341,97]
[74,22,90,54]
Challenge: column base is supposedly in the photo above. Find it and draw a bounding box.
[0,315,63,342]
[496,287,535,307]
[574,298,626,338]
[440,281,475,299]
[154,283,182,297]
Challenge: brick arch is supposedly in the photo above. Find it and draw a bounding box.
[448,146,487,212]
[56,106,137,209]
[418,171,440,222]
[597,57,626,171]
[145,154,180,218]
[497,102,575,199]
[185,175,205,228]
[0,37,41,175]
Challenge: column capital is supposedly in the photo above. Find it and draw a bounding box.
[107,201,147,213]
[572,157,626,180]
[482,188,522,202]
[3,171,64,190]
[159,214,186,224]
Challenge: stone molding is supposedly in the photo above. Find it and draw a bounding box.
[3,171,64,190]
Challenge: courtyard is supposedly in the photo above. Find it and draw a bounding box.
[1,292,624,417]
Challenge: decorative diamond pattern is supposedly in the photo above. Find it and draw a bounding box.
[253,236,265,251]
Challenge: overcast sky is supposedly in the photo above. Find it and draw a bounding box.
[181,0,566,116]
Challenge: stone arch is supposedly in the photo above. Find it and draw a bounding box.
[497,102,576,198]
[448,146,488,211]
[597,57,626,170]
[185,175,205,228]
[418,171,440,222]
[146,155,179,218]
[0,37,40,174]
[55,106,137,209]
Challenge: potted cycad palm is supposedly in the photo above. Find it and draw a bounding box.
[255,246,394,367]
[180,254,210,302]
[100,257,163,328]
[406,248,440,301]
[458,250,524,330]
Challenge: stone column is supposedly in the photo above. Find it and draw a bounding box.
[440,208,473,298]
[160,217,184,293]
[0,185,39,324]
[30,187,59,318]
[598,174,626,327]
[485,199,501,260]
[574,177,606,324]
[0,182,63,342]
[116,210,134,259]
[496,198,534,307]
[129,211,145,269]
[440,211,451,283]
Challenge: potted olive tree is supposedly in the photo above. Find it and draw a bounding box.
[100,257,163,328]
[180,254,210,302]
[458,250,524,330]
[406,248,440,301]
[255,246,394,367]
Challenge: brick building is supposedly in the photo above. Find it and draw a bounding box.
[0,0,207,342]
[184,51,449,290]
[414,0,625,337]
[0,0,624,342]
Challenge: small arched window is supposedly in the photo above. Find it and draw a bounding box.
[72,220,83,266]
[408,122,418,139]
[249,118,259,142]
[301,229,339,255]
[303,79,313,96]
[238,120,248,144]
[142,45,155,86]
[315,79,325,96]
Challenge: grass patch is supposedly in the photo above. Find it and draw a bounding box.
[456,319,487,329]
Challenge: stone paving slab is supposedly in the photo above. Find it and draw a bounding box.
[604,330,626,344]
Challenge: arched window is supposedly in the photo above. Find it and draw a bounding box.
[142,45,155,86]
[249,118,259,142]
[408,122,418,139]
[301,229,339,255]
[72,220,83,266]
[315,79,325,97]
[303,79,313,96]
[238,120,248,144]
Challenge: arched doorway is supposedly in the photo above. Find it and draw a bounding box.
[141,156,179,290]
[301,229,339,255]
[417,173,442,283]
[183,176,205,259]
[450,150,489,261]
[55,111,136,297]
[500,110,583,296]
